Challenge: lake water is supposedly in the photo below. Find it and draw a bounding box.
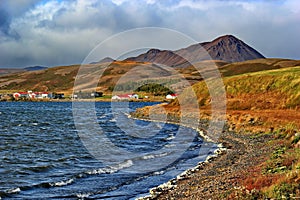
[0,102,217,199]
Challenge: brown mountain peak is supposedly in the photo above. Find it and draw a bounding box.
[125,34,265,66]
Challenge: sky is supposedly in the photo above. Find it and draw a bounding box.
[0,0,299,68]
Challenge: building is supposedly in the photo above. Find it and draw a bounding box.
[13,91,53,99]
[166,94,178,100]
[35,92,53,99]
[13,92,29,99]
[53,93,65,99]
[111,94,139,100]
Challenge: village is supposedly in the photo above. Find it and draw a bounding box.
[0,90,178,101]
[0,91,65,101]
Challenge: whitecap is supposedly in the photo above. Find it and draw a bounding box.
[153,170,164,175]
[86,160,133,175]
[165,135,175,141]
[165,144,175,148]
[50,178,74,187]
[109,118,116,122]
[6,187,21,194]
[142,152,168,160]
[142,155,155,160]
[77,193,92,198]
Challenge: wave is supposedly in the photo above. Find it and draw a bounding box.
[5,187,21,194]
[165,135,175,141]
[76,192,93,199]
[86,160,133,175]
[0,160,134,198]
[141,152,168,160]
[49,178,74,187]
[0,187,21,198]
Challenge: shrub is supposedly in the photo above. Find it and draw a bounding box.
[271,182,299,200]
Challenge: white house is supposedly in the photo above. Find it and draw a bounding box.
[131,94,139,99]
[13,91,52,99]
[111,94,139,100]
[36,92,52,99]
[166,94,178,100]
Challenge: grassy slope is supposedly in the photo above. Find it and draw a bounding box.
[163,65,300,199]
[1,58,299,95]
[133,63,300,199]
[0,65,80,93]
[220,58,300,77]
[0,61,155,95]
[185,66,300,110]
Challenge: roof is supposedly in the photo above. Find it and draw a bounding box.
[15,92,28,95]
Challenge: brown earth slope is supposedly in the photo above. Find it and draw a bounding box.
[132,66,300,199]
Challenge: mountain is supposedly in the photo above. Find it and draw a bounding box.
[125,49,188,67]
[126,35,265,67]
[90,57,115,64]
[197,35,265,62]
[24,66,47,71]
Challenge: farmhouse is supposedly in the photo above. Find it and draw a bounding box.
[166,94,178,100]
[35,92,53,99]
[13,92,29,99]
[13,91,52,99]
[111,94,139,100]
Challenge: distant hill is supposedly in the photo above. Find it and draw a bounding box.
[126,35,265,67]
[0,66,47,76]
[0,61,180,94]
[24,66,47,71]
[90,57,115,64]
[1,58,299,94]
[0,68,25,76]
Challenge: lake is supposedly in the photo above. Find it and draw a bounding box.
[0,102,217,199]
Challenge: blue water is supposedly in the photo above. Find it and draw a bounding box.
[0,102,217,199]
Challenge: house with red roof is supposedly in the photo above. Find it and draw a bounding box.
[13,91,52,99]
[13,92,29,99]
[166,94,178,100]
[111,93,139,100]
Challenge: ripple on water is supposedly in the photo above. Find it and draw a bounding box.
[0,102,215,199]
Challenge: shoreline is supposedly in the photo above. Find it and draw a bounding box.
[128,114,228,199]
[128,105,290,199]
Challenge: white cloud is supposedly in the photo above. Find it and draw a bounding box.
[0,0,299,68]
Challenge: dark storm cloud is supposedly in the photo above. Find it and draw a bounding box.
[0,0,41,39]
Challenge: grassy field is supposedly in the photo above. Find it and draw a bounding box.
[153,64,300,199]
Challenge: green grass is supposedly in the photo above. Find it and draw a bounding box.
[170,66,300,109]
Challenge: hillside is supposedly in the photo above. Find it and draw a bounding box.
[0,61,183,94]
[126,35,265,67]
[220,58,300,77]
[132,65,300,199]
[1,58,300,95]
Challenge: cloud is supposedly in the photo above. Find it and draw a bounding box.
[0,0,299,68]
